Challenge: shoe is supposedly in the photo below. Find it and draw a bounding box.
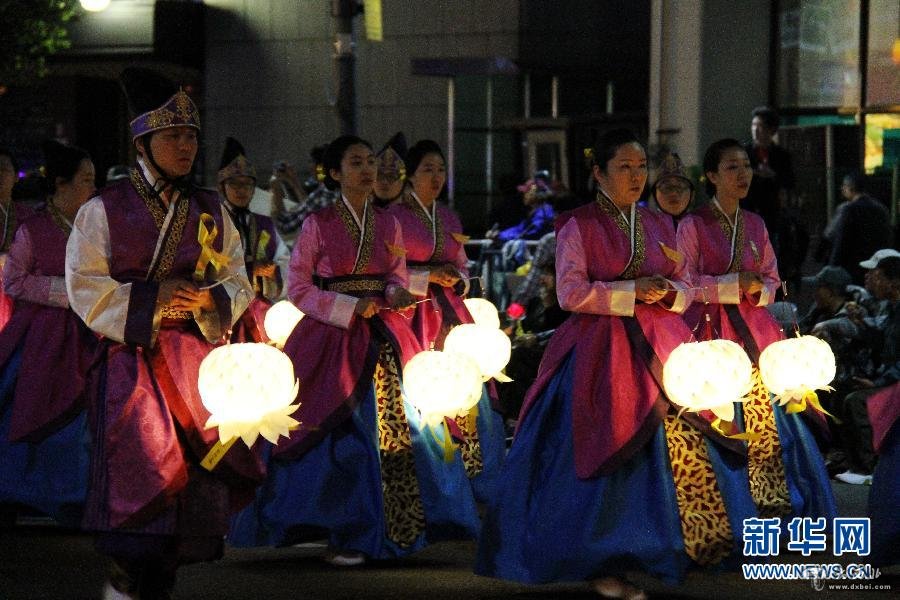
[834,470,873,485]
[324,550,366,567]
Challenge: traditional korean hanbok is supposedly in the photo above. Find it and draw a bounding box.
[387,192,505,504]
[677,201,836,522]
[65,164,263,562]
[0,206,96,524]
[0,202,34,331]
[476,194,758,584]
[866,382,900,566]
[229,196,480,558]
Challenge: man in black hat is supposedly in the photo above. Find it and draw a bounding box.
[65,68,263,599]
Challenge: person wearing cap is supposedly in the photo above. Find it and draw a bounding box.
[373,132,408,207]
[386,139,506,504]
[64,68,261,599]
[678,138,836,523]
[826,172,893,285]
[798,265,855,336]
[648,152,694,225]
[487,171,556,245]
[0,148,34,332]
[217,137,290,343]
[0,140,97,526]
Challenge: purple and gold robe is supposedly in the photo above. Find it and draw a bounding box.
[65,167,262,545]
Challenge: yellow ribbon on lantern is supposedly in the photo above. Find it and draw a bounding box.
[194,213,231,281]
[200,437,238,471]
[784,390,840,422]
[427,420,459,463]
[711,418,763,443]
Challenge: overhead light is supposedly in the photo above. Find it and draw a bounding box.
[79,0,111,12]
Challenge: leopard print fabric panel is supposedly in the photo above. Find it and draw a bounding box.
[663,414,734,566]
[375,343,426,548]
[743,366,791,519]
[453,407,483,478]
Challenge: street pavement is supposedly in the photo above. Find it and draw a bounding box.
[0,482,896,599]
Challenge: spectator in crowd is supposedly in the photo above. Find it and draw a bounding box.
[825,172,893,285]
[486,170,556,269]
[270,145,339,245]
[832,256,900,485]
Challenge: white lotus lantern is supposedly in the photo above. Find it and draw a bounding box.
[264,300,305,349]
[402,350,483,427]
[463,297,501,329]
[198,342,300,447]
[759,335,836,405]
[662,339,754,421]
[444,323,512,382]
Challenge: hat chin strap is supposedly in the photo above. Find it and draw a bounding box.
[143,134,194,197]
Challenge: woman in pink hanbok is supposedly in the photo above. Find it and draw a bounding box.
[477,130,758,598]
[0,141,97,525]
[386,140,505,503]
[229,136,479,566]
[0,149,33,331]
[676,138,835,523]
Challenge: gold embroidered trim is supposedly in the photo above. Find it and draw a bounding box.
[323,279,386,294]
[335,199,375,274]
[713,206,746,274]
[375,343,425,548]
[454,407,483,478]
[744,366,791,519]
[130,168,191,282]
[663,414,734,566]
[405,197,444,263]
[0,203,16,252]
[159,306,193,320]
[595,192,645,279]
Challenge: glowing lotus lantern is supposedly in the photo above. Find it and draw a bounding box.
[403,350,483,427]
[198,343,299,446]
[444,323,512,382]
[264,300,305,349]
[463,297,501,329]
[759,335,836,405]
[663,339,754,421]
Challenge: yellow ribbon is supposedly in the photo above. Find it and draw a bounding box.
[199,437,238,471]
[384,240,406,257]
[451,232,471,244]
[427,420,458,463]
[658,240,684,265]
[785,390,840,422]
[711,418,763,443]
[466,403,479,434]
[194,213,231,281]
[255,229,271,261]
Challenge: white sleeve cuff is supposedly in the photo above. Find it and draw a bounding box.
[49,275,70,308]
[328,293,359,329]
[609,280,636,317]
[407,268,431,297]
[717,273,741,304]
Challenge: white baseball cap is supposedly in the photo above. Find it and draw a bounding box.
[859,248,900,269]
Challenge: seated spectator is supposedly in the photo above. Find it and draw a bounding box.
[832,255,900,484]
[506,232,555,319]
[486,171,556,269]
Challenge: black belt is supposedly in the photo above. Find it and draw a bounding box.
[313,274,386,298]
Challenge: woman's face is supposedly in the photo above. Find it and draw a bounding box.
[0,154,16,201]
[330,143,376,198]
[593,142,647,206]
[654,178,692,217]
[223,176,255,208]
[409,152,446,203]
[707,146,753,202]
[57,159,96,209]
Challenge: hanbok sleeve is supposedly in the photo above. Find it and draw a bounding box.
[555,217,636,316]
[65,198,141,344]
[746,226,779,307]
[287,216,358,329]
[384,216,411,303]
[3,226,69,308]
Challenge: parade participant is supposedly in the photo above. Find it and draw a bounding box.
[217,137,290,342]
[0,148,33,331]
[65,68,261,600]
[0,140,97,525]
[386,139,505,503]
[647,152,694,226]
[229,135,480,566]
[676,138,836,522]
[373,131,408,207]
[477,130,757,598]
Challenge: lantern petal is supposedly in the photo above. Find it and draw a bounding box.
[493,372,513,383]
[710,402,735,422]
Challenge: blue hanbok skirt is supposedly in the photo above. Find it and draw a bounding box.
[0,348,89,526]
[475,351,759,584]
[466,386,507,505]
[869,423,899,566]
[229,382,480,558]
